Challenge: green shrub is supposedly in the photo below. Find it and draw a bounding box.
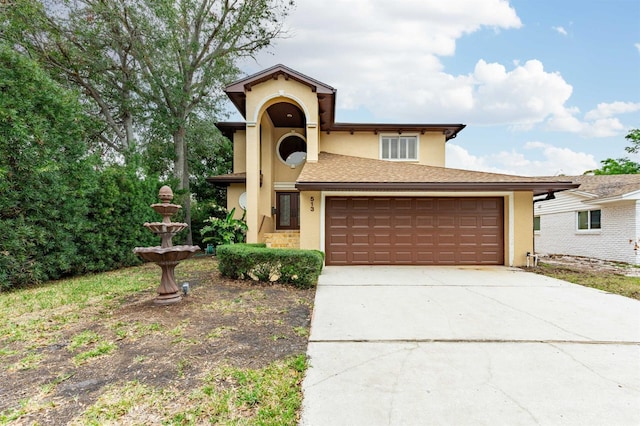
[200,207,248,248]
[217,244,324,289]
[0,46,95,288]
[78,162,160,273]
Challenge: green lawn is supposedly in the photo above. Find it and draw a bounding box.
[529,262,640,300]
[0,259,309,425]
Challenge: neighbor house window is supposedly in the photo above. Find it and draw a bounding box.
[577,209,601,230]
[380,136,418,161]
[533,216,541,232]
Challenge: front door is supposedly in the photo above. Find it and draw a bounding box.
[276,192,300,230]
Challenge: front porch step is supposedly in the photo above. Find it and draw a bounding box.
[264,232,300,249]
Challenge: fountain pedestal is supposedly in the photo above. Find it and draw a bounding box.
[133,186,200,304]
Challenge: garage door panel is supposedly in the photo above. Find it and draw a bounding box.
[330,198,349,210]
[416,216,435,228]
[328,250,348,264]
[351,251,370,262]
[372,251,392,263]
[481,234,501,244]
[437,198,457,210]
[415,231,436,246]
[395,233,414,245]
[394,199,413,210]
[437,252,456,264]
[352,199,370,210]
[373,216,392,228]
[482,198,501,209]
[326,197,504,265]
[328,233,348,245]
[372,198,392,209]
[394,215,413,228]
[481,216,500,227]
[416,251,436,263]
[437,216,456,228]
[415,199,435,210]
[459,216,479,227]
[351,216,370,228]
[394,252,414,263]
[351,233,370,245]
[372,234,392,245]
[459,199,480,210]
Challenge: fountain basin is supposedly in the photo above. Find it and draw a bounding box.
[150,203,181,217]
[143,222,188,235]
[134,245,200,305]
[134,245,200,263]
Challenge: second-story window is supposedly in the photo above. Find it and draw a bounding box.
[380,136,418,161]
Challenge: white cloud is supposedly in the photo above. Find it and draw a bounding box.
[245,1,581,130]
[547,101,639,137]
[246,0,523,122]
[446,142,598,176]
[553,26,568,36]
[240,0,635,142]
[636,43,640,53]
[584,101,640,120]
[469,59,573,126]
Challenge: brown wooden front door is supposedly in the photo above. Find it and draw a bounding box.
[325,197,504,265]
[276,192,300,230]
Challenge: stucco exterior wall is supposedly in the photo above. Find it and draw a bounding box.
[299,191,321,250]
[534,202,639,264]
[320,132,446,166]
[259,117,274,222]
[226,184,245,218]
[233,131,247,173]
[512,191,534,267]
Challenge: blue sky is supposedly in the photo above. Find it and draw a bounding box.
[234,0,640,176]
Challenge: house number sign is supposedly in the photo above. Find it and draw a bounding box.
[310,196,315,212]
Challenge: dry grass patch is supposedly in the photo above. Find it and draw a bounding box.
[0,256,314,425]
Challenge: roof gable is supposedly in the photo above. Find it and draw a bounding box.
[224,64,336,129]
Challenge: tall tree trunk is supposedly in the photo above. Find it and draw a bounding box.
[123,112,135,154]
[174,125,193,245]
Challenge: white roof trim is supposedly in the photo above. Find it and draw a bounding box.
[569,189,599,199]
[584,189,640,205]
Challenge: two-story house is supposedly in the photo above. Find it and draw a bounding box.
[208,65,576,266]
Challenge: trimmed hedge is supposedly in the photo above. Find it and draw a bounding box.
[217,244,324,288]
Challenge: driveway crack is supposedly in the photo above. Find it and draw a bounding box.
[464,287,593,341]
[547,342,640,392]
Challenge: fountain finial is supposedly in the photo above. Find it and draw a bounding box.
[158,185,174,203]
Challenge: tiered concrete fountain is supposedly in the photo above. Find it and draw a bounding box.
[134,186,200,305]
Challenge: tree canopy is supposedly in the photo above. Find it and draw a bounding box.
[3,0,293,243]
[589,128,640,175]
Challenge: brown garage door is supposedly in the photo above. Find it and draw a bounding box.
[325,197,504,265]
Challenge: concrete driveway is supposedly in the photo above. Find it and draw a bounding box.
[300,266,640,425]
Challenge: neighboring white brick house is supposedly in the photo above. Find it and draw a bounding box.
[534,175,640,265]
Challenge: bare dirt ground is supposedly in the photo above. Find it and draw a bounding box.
[1,256,315,425]
[537,254,640,277]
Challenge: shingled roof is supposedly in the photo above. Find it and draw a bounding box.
[543,174,640,200]
[295,152,577,195]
